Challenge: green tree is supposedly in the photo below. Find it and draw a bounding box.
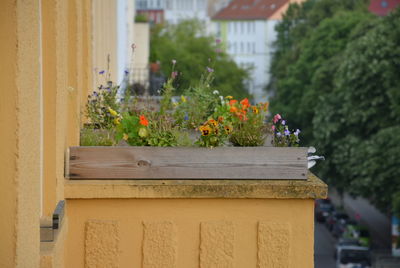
[269,0,400,213]
[268,0,371,144]
[314,7,400,211]
[150,20,249,98]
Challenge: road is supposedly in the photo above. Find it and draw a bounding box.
[328,189,391,249]
[315,221,336,268]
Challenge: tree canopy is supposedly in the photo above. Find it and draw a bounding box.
[268,0,400,213]
[150,20,249,98]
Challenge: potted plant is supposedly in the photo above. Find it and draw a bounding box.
[70,63,306,180]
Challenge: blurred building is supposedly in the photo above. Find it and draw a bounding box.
[92,0,135,86]
[136,0,209,24]
[208,0,233,17]
[369,0,400,16]
[131,22,150,92]
[212,0,304,102]
[136,0,165,24]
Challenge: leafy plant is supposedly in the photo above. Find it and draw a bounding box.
[80,127,115,146]
[271,114,300,147]
[115,113,149,146]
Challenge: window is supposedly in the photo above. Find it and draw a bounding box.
[240,42,244,53]
[252,43,256,54]
[234,22,237,34]
[247,22,251,33]
[216,22,221,37]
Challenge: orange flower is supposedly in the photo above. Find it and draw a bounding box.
[229,99,237,106]
[262,102,269,112]
[238,114,248,121]
[218,116,224,123]
[230,106,238,113]
[139,115,149,126]
[240,98,250,109]
[208,118,218,127]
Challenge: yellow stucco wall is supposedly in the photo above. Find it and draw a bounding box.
[92,0,118,87]
[1,0,92,267]
[65,198,315,268]
[0,0,41,267]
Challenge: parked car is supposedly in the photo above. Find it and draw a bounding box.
[334,238,361,259]
[335,245,370,268]
[332,219,357,239]
[342,224,371,248]
[315,198,335,222]
[326,211,350,232]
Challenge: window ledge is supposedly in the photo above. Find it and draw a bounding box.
[64,173,327,199]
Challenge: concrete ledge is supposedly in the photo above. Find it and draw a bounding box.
[64,173,327,199]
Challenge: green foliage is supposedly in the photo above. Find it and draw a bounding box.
[80,127,115,146]
[150,19,249,98]
[115,114,149,146]
[173,71,220,129]
[269,0,400,213]
[135,14,148,23]
[86,80,120,130]
[229,102,269,147]
[146,115,179,147]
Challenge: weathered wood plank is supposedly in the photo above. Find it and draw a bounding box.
[67,147,308,180]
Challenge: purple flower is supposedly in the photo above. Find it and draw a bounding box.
[93,91,98,97]
[184,113,189,121]
[172,59,176,65]
[99,70,105,74]
[276,132,282,137]
[284,129,290,136]
[281,120,286,125]
[124,69,129,75]
[171,71,178,79]
[216,39,221,44]
[294,129,301,136]
[206,67,214,73]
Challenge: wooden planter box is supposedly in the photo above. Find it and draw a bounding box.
[66,146,308,180]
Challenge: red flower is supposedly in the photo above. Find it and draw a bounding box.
[139,115,149,126]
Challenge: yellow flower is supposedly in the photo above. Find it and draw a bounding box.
[199,125,212,136]
[224,125,233,134]
[226,96,233,99]
[113,118,121,125]
[123,133,129,141]
[252,106,259,114]
[208,118,218,127]
[181,95,187,103]
[108,107,118,116]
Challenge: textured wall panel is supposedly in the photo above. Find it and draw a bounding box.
[85,220,119,268]
[142,221,177,268]
[258,222,291,268]
[200,221,234,268]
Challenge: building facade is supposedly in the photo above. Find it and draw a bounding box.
[1,1,325,267]
[136,0,209,24]
[212,0,304,102]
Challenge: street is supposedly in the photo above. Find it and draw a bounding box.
[315,221,336,268]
